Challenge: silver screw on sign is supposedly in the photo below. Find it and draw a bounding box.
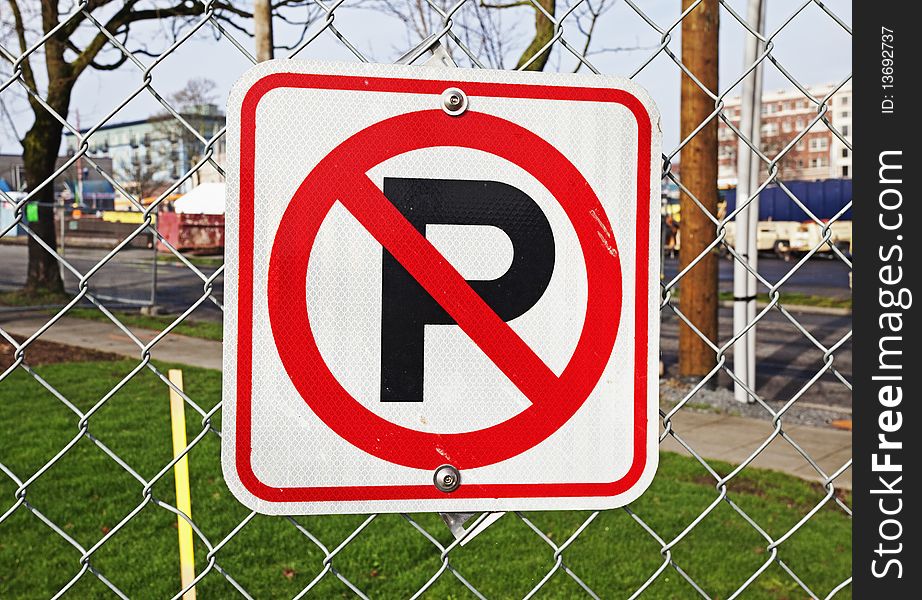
[441,87,468,116]
[433,464,461,493]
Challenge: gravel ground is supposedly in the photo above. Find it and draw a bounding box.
[660,377,851,430]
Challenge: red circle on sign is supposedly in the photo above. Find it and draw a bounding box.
[267,109,621,470]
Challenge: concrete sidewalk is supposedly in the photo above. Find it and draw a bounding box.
[0,314,221,371]
[0,314,851,489]
[660,411,851,489]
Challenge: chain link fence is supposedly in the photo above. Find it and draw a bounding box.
[1,0,851,597]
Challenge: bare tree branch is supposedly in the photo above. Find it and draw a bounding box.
[71,3,204,77]
[515,0,555,71]
[481,1,532,8]
[572,0,610,72]
[4,0,38,94]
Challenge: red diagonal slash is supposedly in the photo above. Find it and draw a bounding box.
[342,174,560,408]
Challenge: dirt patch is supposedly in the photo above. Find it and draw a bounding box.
[0,334,121,370]
[691,473,850,513]
[692,474,769,498]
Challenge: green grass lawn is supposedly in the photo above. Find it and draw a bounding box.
[0,289,71,308]
[0,361,851,598]
[716,291,852,310]
[156,253,225,269]
[662,290,851,311]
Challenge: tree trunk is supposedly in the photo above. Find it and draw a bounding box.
[516,0,555,71]
[678,0,719,379]
[22,111,66,295]
[21,4,74,297]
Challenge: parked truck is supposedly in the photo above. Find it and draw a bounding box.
[720,179,852,260]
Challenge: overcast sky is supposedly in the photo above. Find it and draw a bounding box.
[0,0,851,155]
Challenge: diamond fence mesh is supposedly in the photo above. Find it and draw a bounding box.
[1,1,851,598]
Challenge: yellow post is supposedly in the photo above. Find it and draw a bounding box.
[168,369,196,600]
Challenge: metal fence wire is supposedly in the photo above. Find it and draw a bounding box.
[0,1,851,598]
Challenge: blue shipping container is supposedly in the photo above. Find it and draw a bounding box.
[723,179,852,221]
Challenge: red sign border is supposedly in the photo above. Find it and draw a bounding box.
[234,71,654,504]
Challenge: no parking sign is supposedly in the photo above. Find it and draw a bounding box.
[222,60,661,514]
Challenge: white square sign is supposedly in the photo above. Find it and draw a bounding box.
[222,59,661,515]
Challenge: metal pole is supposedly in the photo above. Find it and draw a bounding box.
[732,0,765,403]
[746,0,767,399]
[75,110,83,208]
[661,197,667,283]
[59,197,65,259]
[732,99,753,402]
[151,203,158,309]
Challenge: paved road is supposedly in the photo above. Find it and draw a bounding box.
[660,255,852,410]
[0,244,851,409]
[662,254,851,299]
[660,307,851,410]
[0,244,225,319]
[0,245,852,316]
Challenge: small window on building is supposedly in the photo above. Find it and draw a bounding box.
[840,96,849,106]
[842,148,849,158]
[842,125,849,136]
[809,137,829,151]
[842,165,849,177]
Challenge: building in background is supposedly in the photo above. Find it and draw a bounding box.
[828,86,852,179]
[61,104,226,207]
[718,82,852,187]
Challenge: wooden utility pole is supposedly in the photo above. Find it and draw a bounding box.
[254,0,274,62]
[678,0,719,379]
